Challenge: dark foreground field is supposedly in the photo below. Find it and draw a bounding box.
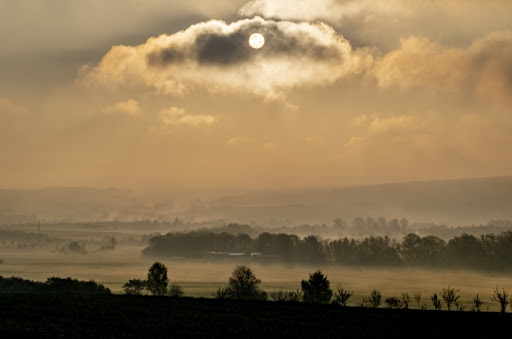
[0,294,510,338]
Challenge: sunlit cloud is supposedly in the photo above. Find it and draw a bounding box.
[79,17,370,100]
[102,99,140,116]
[239,0,406,22]
[226,136,250,145]
[159,107,217,127]
[373,32,512,103]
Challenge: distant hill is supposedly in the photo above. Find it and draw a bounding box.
[183,177,512,226]
[1,177,511,225]
[0,187,174,224]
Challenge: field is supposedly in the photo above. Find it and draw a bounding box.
[1,223,511,311]
[1,293,510,338]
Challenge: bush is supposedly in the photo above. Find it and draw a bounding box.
[333,285,353,306]
[441,286,460,311]
[168,283,184,297]
[123,279,146,295]
[385,296,402,309]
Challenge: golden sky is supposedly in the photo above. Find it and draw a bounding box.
[1,0,512,195]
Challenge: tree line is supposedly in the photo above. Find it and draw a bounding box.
[142,230,512,272]
[0,276,110,294]
[124,262,512,313]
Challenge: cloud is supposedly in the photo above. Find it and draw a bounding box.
[0,97,29,115]
[239,0,406,22]
[102,99,140,116]
[79,17,370,100]
[344,136,367,150]
[373,32,512,102]
[226,136,250,145]
[159,107,216,127]
[353,114,419,134]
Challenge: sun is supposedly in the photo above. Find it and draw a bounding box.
[249,33,265,49]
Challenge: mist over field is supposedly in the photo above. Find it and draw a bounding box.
[1,177,512,312]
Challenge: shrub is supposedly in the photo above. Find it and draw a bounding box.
[333,285,353,306]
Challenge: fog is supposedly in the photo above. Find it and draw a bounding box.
[2,177,512,226]
[1,218,511,312]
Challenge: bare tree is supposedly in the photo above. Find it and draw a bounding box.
[270,290,289,302]
[431,293,442,310]
[211,287,229,299]
[414,292,422,309]
[400,293,411,309]
[472,294,484,312]
[369,290,382,308]
[333,285,353,306]
[491,286,510,313]
[441,286,460,311]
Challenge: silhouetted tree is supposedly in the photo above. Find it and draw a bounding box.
[472,294,484,312]
[225,265,266,300]
[441,286,460,311]
[123,279,146,295]
[146,262,168,296]
[400,293,411,309]
[414,292,422,309]
[168,283,184,297]
[431,293,442,310]
[287,289,302,302]
[385,296,402,309]
[301,270,333,304]
[369,290,382,308]
[270,290,289,302]
[333,285,353,306]
[491,286,510,313]
[211,287,229,299]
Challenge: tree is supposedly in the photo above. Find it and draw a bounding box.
[414,292,422,309]
[333,285,353,306]
[491,286,510,313]
[122,279,146,295]
[441,286,460,311]
[211,287,229,299]
[385,296,402,309]
[168,283,184,297]
[431,293,442,310]
[400,293,411,309]
[472,294,484,312]
[369,290,382,308]
[301,270,333,304]
[225,265,266,300]
[270,290,289,302]
[146,262,168,296]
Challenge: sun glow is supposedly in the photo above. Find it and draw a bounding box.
[249,33,265,49]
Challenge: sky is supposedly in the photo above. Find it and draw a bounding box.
[1,0,512,195]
